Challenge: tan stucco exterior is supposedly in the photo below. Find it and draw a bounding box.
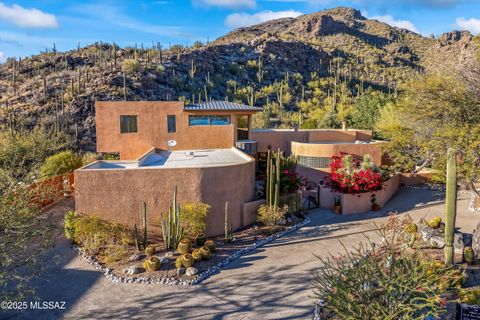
[250,129,373,154]
[96,101,256,159]
[74,158,256,237]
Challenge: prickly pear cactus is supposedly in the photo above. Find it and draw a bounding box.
[178,239,192,254]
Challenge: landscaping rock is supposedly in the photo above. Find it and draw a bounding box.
[419,225,464,250]
[472,221,480,260]
[159,256,169,263]
[186,267,198,276]
[164,252,175,259]
[123,265,141,275]
[177,267,185,275]
[127,253,141,262]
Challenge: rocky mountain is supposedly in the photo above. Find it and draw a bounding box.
[0,7,478,152]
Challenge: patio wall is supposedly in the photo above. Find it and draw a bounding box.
[74,161,255,237]
[318,174,401,215]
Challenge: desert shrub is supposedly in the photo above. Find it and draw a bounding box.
[40,150,83,178]
[64,210,76,240]
[121,59,140,73]
[180,202,210,237]
[81,152,98,166]
[313,215,465,319]
[257,204,288,227]
[69,214,131,263]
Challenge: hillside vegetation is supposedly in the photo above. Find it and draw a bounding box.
[0,7,478,152]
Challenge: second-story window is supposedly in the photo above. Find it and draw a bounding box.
[167,115,176,133]
[120,115,137,133]
[189,115,231,126]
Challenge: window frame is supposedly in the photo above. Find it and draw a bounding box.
[188,115,231,126]
[120,115,138,134]
[167,115,176,133]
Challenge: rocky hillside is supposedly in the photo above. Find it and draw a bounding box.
[0,7,478,152]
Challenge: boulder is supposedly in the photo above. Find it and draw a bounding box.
[418,225,464,250]
[186,267,198,277]
[472,221,480,260]
[123,265,141,275]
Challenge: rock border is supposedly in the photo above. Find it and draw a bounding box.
[72,216,311,286]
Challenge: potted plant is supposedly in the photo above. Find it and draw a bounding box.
[334,195,342,214]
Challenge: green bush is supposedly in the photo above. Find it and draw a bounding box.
[40,150,83,178]
[64,211,76,240]
[69,214,132,263]
[121,59,140,73]
[180,202,209,237]
[312,216,465,319]
[257,204,288,227]
[81,152,98,166]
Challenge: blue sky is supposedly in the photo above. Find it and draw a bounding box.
[1,0,480,62]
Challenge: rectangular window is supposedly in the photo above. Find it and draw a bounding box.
[120,115,137,133]
[167,115,176,133]
[189,115,210,126]
[210,115,230,125]
[188,115,231,126]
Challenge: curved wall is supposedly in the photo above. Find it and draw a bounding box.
[74,160,255,237]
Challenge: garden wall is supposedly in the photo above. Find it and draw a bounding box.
[74,161,255,237]
[318,174,401,215]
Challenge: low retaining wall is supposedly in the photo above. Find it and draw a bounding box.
[319,174,401,215]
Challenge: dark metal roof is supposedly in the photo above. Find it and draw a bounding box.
[184,101,262,112]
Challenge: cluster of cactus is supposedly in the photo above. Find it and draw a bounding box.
[428,216,442,229]
[142,202,148,249]
[160,187,184,250]
[265,148,282,211]
[444,148,458,265]
[464,246,475,265]
[224,202,233,243]
[143,256,161,272]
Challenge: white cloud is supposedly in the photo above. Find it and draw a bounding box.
[456,17,480,34]
[0,2,58,28]
[370,14,419,33]
[225,10,303,28]
[0,51,5,63]
[192,0,256,9]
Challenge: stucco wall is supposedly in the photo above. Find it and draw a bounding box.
[250,129,373,155]
[318,174,401,214]
[74,161,256,237]
[291,141,385,166]
[96,101,255,159]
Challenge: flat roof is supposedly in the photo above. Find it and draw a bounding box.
[82,148,252,170]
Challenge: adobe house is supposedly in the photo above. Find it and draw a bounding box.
[74,100,387,236]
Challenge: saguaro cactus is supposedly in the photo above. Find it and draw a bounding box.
[225,201,233,242]
[265,148,282,210]
[160,187,184,249]
[444,148,457,265]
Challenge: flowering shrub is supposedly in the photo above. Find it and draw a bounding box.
[329,154,384,194]
[280,169,304,194]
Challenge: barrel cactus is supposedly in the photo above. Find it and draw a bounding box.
[205,239,216,252]
[464,246,475,265]
[195,233,206,246]
[175,256,183,269]
[200,246,211,259]
[404,223,418,234]
[145,245,156,256]
[181,253,194,268]
[192,249,203,262]
[143,256,161,271]
[178,239,192,254]
[428,217,442,229]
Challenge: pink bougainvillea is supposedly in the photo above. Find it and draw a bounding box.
[329,155,384,194]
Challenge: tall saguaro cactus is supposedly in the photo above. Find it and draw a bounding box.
[265,148,282,209]
[444,148,457,265]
